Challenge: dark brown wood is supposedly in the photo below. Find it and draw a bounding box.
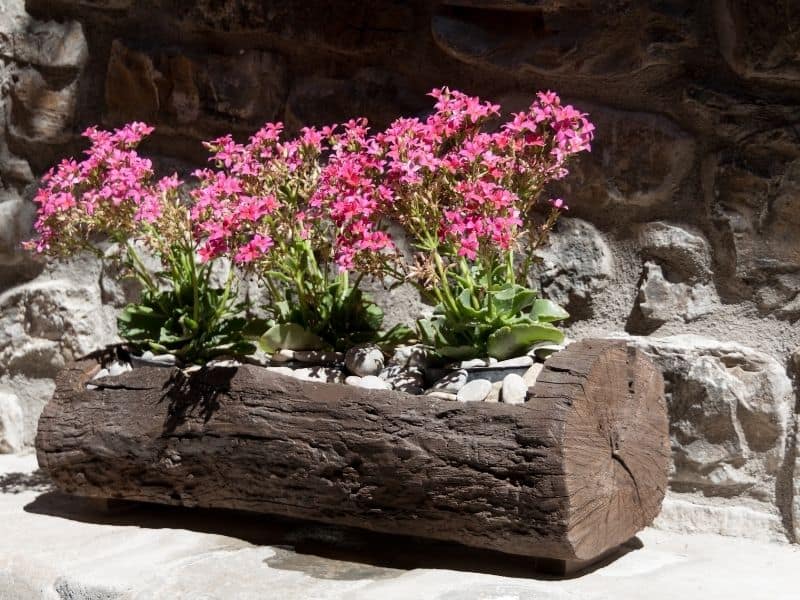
[36,339,669,561]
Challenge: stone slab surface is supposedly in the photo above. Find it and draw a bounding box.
[1,454,798,600]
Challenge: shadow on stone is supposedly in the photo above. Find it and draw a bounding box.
[24,490,642,580]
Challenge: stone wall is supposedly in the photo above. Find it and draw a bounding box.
[1,0,798,543]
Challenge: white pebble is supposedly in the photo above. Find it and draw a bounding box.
[431,369,468,393]
[494,355,534,368]
[207,359,241,369]
[107,361,132,377]
[425,391,458,401]
[389,344,435,369]
[501,373,527,405]
[345,375,363,386]
[353,375,392,390]
[91,368,110,381]
[457,379,493,402]
[345,344,385,376]
[457,357,492,369]
[523,363,544,387]
[149,353,177,365]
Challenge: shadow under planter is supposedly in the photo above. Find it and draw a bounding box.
[24,490,645,580]
[35,339,670,576]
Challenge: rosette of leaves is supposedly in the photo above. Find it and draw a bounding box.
[259,276,413,354]
[118,249,256,365]
[416,280,569,361]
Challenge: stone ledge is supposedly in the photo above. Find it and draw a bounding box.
[1,454,799,600]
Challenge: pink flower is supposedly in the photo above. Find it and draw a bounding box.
[234,234,274,264]
[458,233,479,260]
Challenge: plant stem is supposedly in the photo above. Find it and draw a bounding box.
[432,251,459,316]
[124,241,158,293]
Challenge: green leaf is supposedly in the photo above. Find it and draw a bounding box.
[377,323,416,351]
[259,323,326,353]
[363,302,384,331]
[492,283,537,316]
[180,314,200,333]
[438,345,479,360]
[532,299,570,323]
[486,323,565,360]
[416,318,438,346]
[456,288,484,319]
[158,327,193,344]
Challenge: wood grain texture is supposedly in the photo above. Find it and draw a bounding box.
[36,339,670,561]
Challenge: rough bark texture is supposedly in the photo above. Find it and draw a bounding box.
[36,339,669,561]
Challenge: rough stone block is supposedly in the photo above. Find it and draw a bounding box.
[105,40,286,138]
[637,262,717,324]
[9,69,77,143]
[0,20,87,70]
[531,218,613,319]
[626,334,794,540]
[638,222,713,283]
[0,392,23,453]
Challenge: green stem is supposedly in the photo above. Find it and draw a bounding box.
[432,251,459,317]
[211,267,236,324]
[186,244,200,324]
[124,241,158,293]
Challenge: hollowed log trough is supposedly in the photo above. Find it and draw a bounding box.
[36,339,670,569]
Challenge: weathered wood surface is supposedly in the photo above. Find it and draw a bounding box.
[36,339,670,561]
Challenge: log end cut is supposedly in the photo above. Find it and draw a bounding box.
[530,339,670,560]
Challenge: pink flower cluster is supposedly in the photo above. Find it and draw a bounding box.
[443,180,523,259]
[376,88,594,261]
[26,122,181,255]
[310,119,395,272]
[192,120,395,273]
[190,122,322,264]
[27,87,593,284]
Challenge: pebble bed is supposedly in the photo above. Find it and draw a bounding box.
[91,341,568,404]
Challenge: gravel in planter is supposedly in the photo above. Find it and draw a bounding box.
[101,341,558,402]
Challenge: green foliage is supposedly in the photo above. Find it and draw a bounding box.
[259,323,325,354]
[416,267,568,360]
[119,288,255,364]
[118,245,255,365]
[486,323,564,361]
[262,269,413,353]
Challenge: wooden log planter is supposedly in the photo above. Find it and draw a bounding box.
[36,339,670,569]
